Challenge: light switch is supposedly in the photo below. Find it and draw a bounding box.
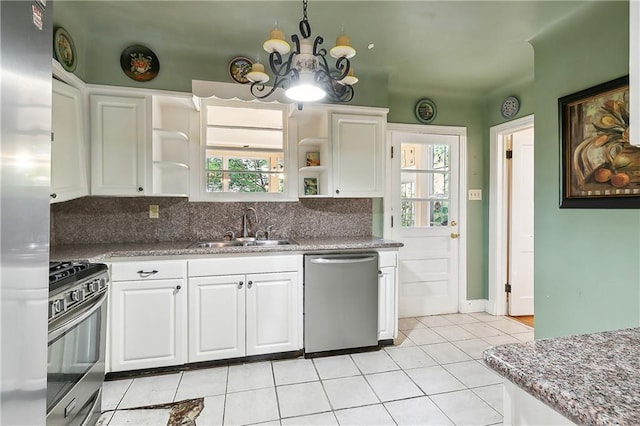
[149,204,159,219]
[468,189,482,201]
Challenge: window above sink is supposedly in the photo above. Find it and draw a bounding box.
[192,98,297,202]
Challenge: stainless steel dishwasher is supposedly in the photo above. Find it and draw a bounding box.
[304,252,379,355]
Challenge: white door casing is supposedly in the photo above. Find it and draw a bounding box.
[488,115,535,316]
[387,124,467,317]
[509,128,535,316]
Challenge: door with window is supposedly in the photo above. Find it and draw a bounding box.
[390,129,462,317]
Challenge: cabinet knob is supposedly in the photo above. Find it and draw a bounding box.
[50,193,57,199]
[238,281,244,289]
[137,187,144,192]
[176,285,182,291]
[335,189,340,194]
[247,280,253,288]
[450,232,460,239]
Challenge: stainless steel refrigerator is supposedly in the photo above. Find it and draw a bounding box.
[1,1,52,424]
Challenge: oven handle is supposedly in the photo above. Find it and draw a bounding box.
[48,291,107,342]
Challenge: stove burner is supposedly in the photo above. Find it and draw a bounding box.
[48,261,109,322]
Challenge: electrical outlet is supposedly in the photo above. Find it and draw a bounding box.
[149,204,159,219]
[468,189,482,201]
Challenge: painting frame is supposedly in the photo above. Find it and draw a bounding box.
[559,75,640,208]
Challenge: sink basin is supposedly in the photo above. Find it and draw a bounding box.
[188,239,297,249]
[188,240,244,248]
[245,239,297,246]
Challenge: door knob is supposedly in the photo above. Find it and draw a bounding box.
[450,232,459,239]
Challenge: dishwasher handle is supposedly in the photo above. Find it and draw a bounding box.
[309,256,377,265]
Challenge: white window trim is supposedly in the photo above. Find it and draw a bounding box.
[191,98,298,202]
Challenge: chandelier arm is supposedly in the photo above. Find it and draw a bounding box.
[249,81,280,100]
[334,56,351,80]
[312,36,325,56]
[290,34,301,55]
[317,54,350,81]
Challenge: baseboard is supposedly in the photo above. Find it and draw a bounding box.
[459,299,487,313]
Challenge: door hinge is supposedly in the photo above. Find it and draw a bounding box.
[506,149,513,159]
[505,283,512,293]
[391,146,394,159]
[391,216,394,228]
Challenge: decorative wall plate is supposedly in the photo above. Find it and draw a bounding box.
[229,57,253,84]
[54,27,77,72]
[415,98,437,124]
[120,45,160,82]
[501,96,520,119]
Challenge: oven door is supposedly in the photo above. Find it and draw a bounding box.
[47,291,107,426]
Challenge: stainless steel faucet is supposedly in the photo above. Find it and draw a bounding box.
[242,207,258,238]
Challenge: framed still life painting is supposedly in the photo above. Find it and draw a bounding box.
[559,75,640,208]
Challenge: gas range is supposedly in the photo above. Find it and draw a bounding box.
[48,261,109,323]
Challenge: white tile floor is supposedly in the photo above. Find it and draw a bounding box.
[98,313,533,426]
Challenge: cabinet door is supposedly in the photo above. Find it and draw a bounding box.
[51,79,88,203]
[378,266,397,340]
[188,275,246,362]
[110,278,186,371]
[331,113,385,197]
[246,272,299,356]
[91,94,148,196]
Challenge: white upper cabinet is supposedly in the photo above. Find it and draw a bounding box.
[51,79,88,203]
[331,112,385,197]
[294,106,387,198]
[90,94,149,196]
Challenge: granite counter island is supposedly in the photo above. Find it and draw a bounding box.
[483,327,640,425]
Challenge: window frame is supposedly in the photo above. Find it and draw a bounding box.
[193,98,297,202]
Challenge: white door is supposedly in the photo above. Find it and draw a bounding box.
[390,130,462,317]
[245,272,299,356]
[508,128,535,315]
[188,275,246,362]
[110,279,186,371]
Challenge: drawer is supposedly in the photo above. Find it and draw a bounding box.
[188,255,300,277]
[378,251,397,268]
[111,260,187,281]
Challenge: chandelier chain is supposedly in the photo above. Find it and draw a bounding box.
[303,0,308,21]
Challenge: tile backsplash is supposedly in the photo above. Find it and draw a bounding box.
[50,197,373,246]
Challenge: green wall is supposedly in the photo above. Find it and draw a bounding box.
[531,1,639,338]
[388,89,487,300]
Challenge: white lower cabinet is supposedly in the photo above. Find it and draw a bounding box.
[378,251,398,341]
[188,275,246,361]
[188,256,302,363]
[109,260,188,372]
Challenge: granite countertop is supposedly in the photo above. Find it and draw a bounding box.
[50,237,403,262]
[483,327,640,425]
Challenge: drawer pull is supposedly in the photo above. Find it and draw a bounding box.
[137,270,158,278]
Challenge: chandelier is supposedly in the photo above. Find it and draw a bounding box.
[246,0,358,107]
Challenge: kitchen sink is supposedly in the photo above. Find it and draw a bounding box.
[188,240,244,248]
[188,239,297,248]
[246,239,297,246]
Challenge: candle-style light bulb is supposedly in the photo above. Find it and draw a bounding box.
[263,19,290,54]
